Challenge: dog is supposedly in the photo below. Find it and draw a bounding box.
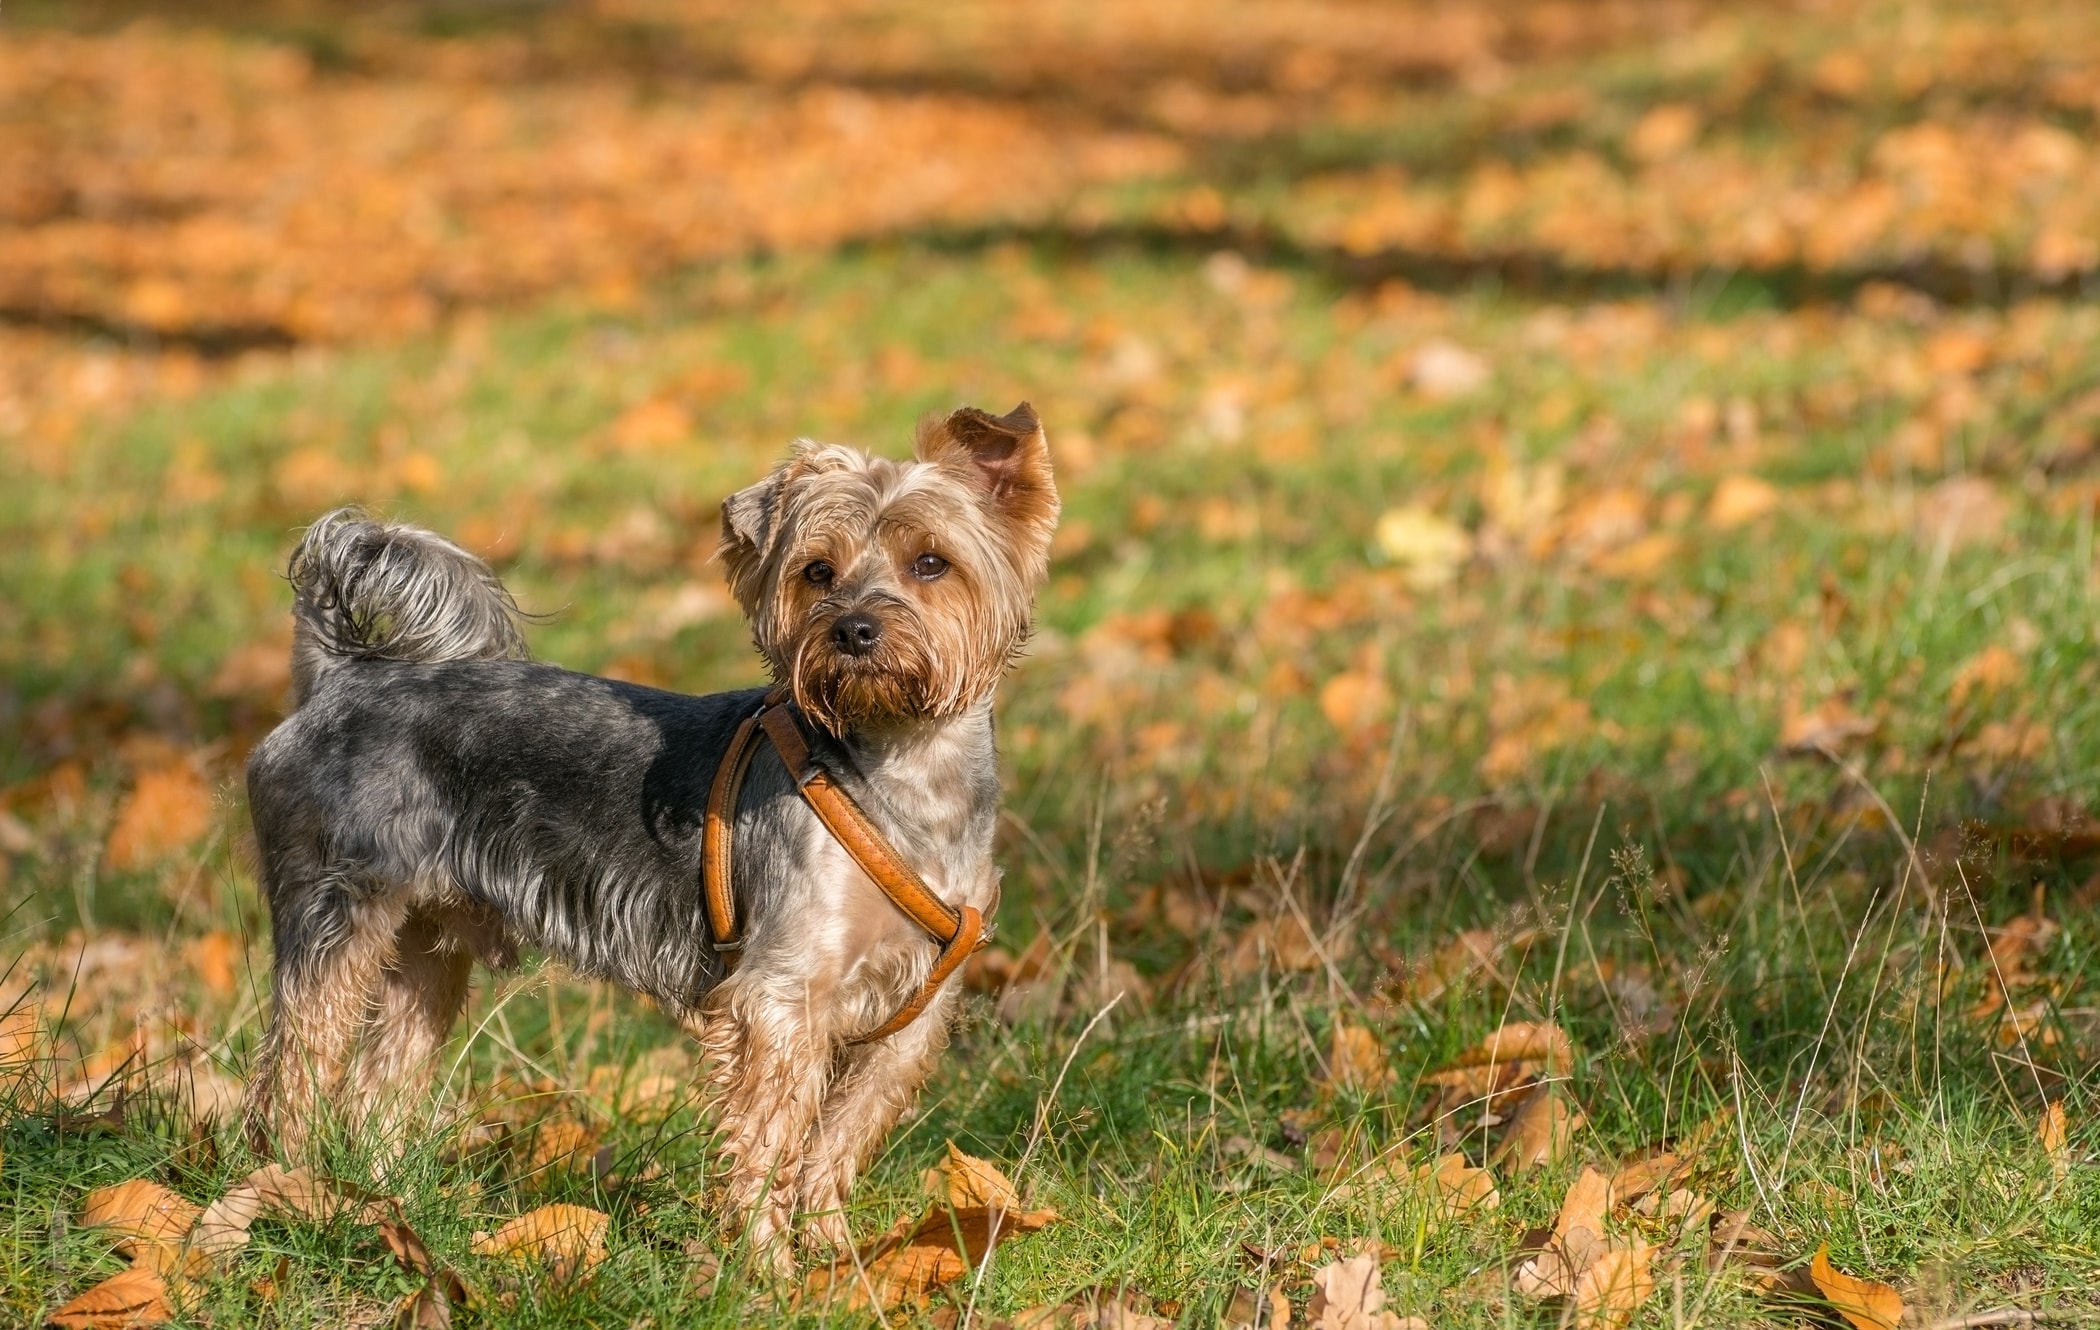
[240,402,1058,1266]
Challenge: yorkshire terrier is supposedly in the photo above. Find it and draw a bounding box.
[241,403,1058,1266]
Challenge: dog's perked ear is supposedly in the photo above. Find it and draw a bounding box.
[718,468,784,608]
[914,402,1059,552]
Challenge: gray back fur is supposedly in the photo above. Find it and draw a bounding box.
[286,507,529,704]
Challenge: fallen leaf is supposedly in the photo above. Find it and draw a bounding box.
[187,1185,263,1263]
[1808,1245,1905,1330]
[1306,1253,1413,1330]
[104,761,214,872]
[1413,1152,1499,1218]
[1950,644,2024,711]
[1323,1019,1393,1094]
[470,1204,608,1274]
[45,1265,172,1328]
[1222,1285,1293,1330]
[2039,1100,2070,1179]
[1408,339,1491,399]
[242,1163,392,1225]
[1781,695,1876,756]
[804,1150,1057,1311]
[1320,671,1396,736]
[1372,506,1472,588]
[1514,1165,1613,1298]
[1494,1085,1585,1171]
[1573,1241,1655,1330]
[526,1118,598,1172]
[1915,475,2008,551]
[184,933,240,998]
[78,1180,201,1254]
[1707,474,1779,530]
[1443,1021,1574,1073]
[1228,914,1326,977]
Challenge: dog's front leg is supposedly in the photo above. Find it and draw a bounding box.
[797,984,961,1253]
[692,982,834,1275]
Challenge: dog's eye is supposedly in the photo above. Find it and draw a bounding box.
[911,553,949,581]
[804,561,834,586]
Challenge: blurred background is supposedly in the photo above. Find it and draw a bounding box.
[4,0,2100,1320]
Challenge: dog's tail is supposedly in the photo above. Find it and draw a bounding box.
[284,507,529,703]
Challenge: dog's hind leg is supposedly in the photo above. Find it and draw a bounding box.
[244,883,407,1160]
[346,906,475,1147]
[796,985,960,1252]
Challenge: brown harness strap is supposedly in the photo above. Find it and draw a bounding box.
[701,692,989,1045]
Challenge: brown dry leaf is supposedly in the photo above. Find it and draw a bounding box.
[242,1163,391,1225]
[1915,475,2008,551]
[45,1265,173,1329]
[471,1204,609,1272]
[1707,475,1780,530]
[1413,1152,1500,1218]
[940,1142,1025,1211]
[104,761,214,872]
[184,933,240,999]
[187,1185,263,1263]
[1443,1021,1573,1073]
[1608,1152,1683,1204]
[1494,1085,1585,1172]
[1222,1285,1293,1330]
[2040,1100,2070,1179]
[1228,914,1325,978]
[1950,645,2024,711]
[1514,1165,1613,1298]
[1306,1253,1414,1330]
[1808,1245,1905,1330]
[1323,1019,1393,1094]
[1573,1241,1655,1330]
[1591,532,1680,581]
[1397,928,1526,1004]
[1781,695,1876,756]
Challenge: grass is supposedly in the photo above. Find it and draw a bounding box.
[6,0,2100,1318]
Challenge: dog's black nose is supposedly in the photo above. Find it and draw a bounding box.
[832,612,882,656]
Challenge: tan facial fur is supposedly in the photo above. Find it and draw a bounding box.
[718,403,1059,734]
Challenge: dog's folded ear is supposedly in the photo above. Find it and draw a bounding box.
[718,469,784,606]
[915,403,1059,535]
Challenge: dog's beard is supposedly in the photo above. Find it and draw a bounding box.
[787,623,939,735]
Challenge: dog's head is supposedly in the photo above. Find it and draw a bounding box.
[717,403,1059,733]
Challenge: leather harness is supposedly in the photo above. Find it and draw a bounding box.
[701,689,989,1045]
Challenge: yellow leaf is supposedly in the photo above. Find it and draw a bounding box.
[2040,1100,2070,1179]
[1808,1245,1905,1330]
[1372,506,1471,588]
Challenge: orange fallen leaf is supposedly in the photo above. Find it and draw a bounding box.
[1494,1085,1585,1172]
[1443,1021,1573,1073]
[1707,475,1780,530]
[104,762,214,872]
[1307,1252,1413,1330]
[242,1163,392,1225]
[805,1148,1056,1312]
[1514,1165,1612,1298]
[184,933,240,999]
[1323,1018,1393,1094]
[471,1204,609,1273]
[1781,695,1876,756]
[46,1265,173,1329]
[1574,1240,1655,1330]
[1412,1152,1499,1218]
[1808,1245,1905,1330]
[78,1181,201,1254]
[526,1118,598,1173]
[2040,1100,2070,1179]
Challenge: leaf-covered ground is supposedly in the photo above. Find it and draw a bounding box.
[3,1,2099,1326]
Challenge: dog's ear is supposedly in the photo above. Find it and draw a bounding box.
[718,469,783,604]
[915,402,1058,530]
